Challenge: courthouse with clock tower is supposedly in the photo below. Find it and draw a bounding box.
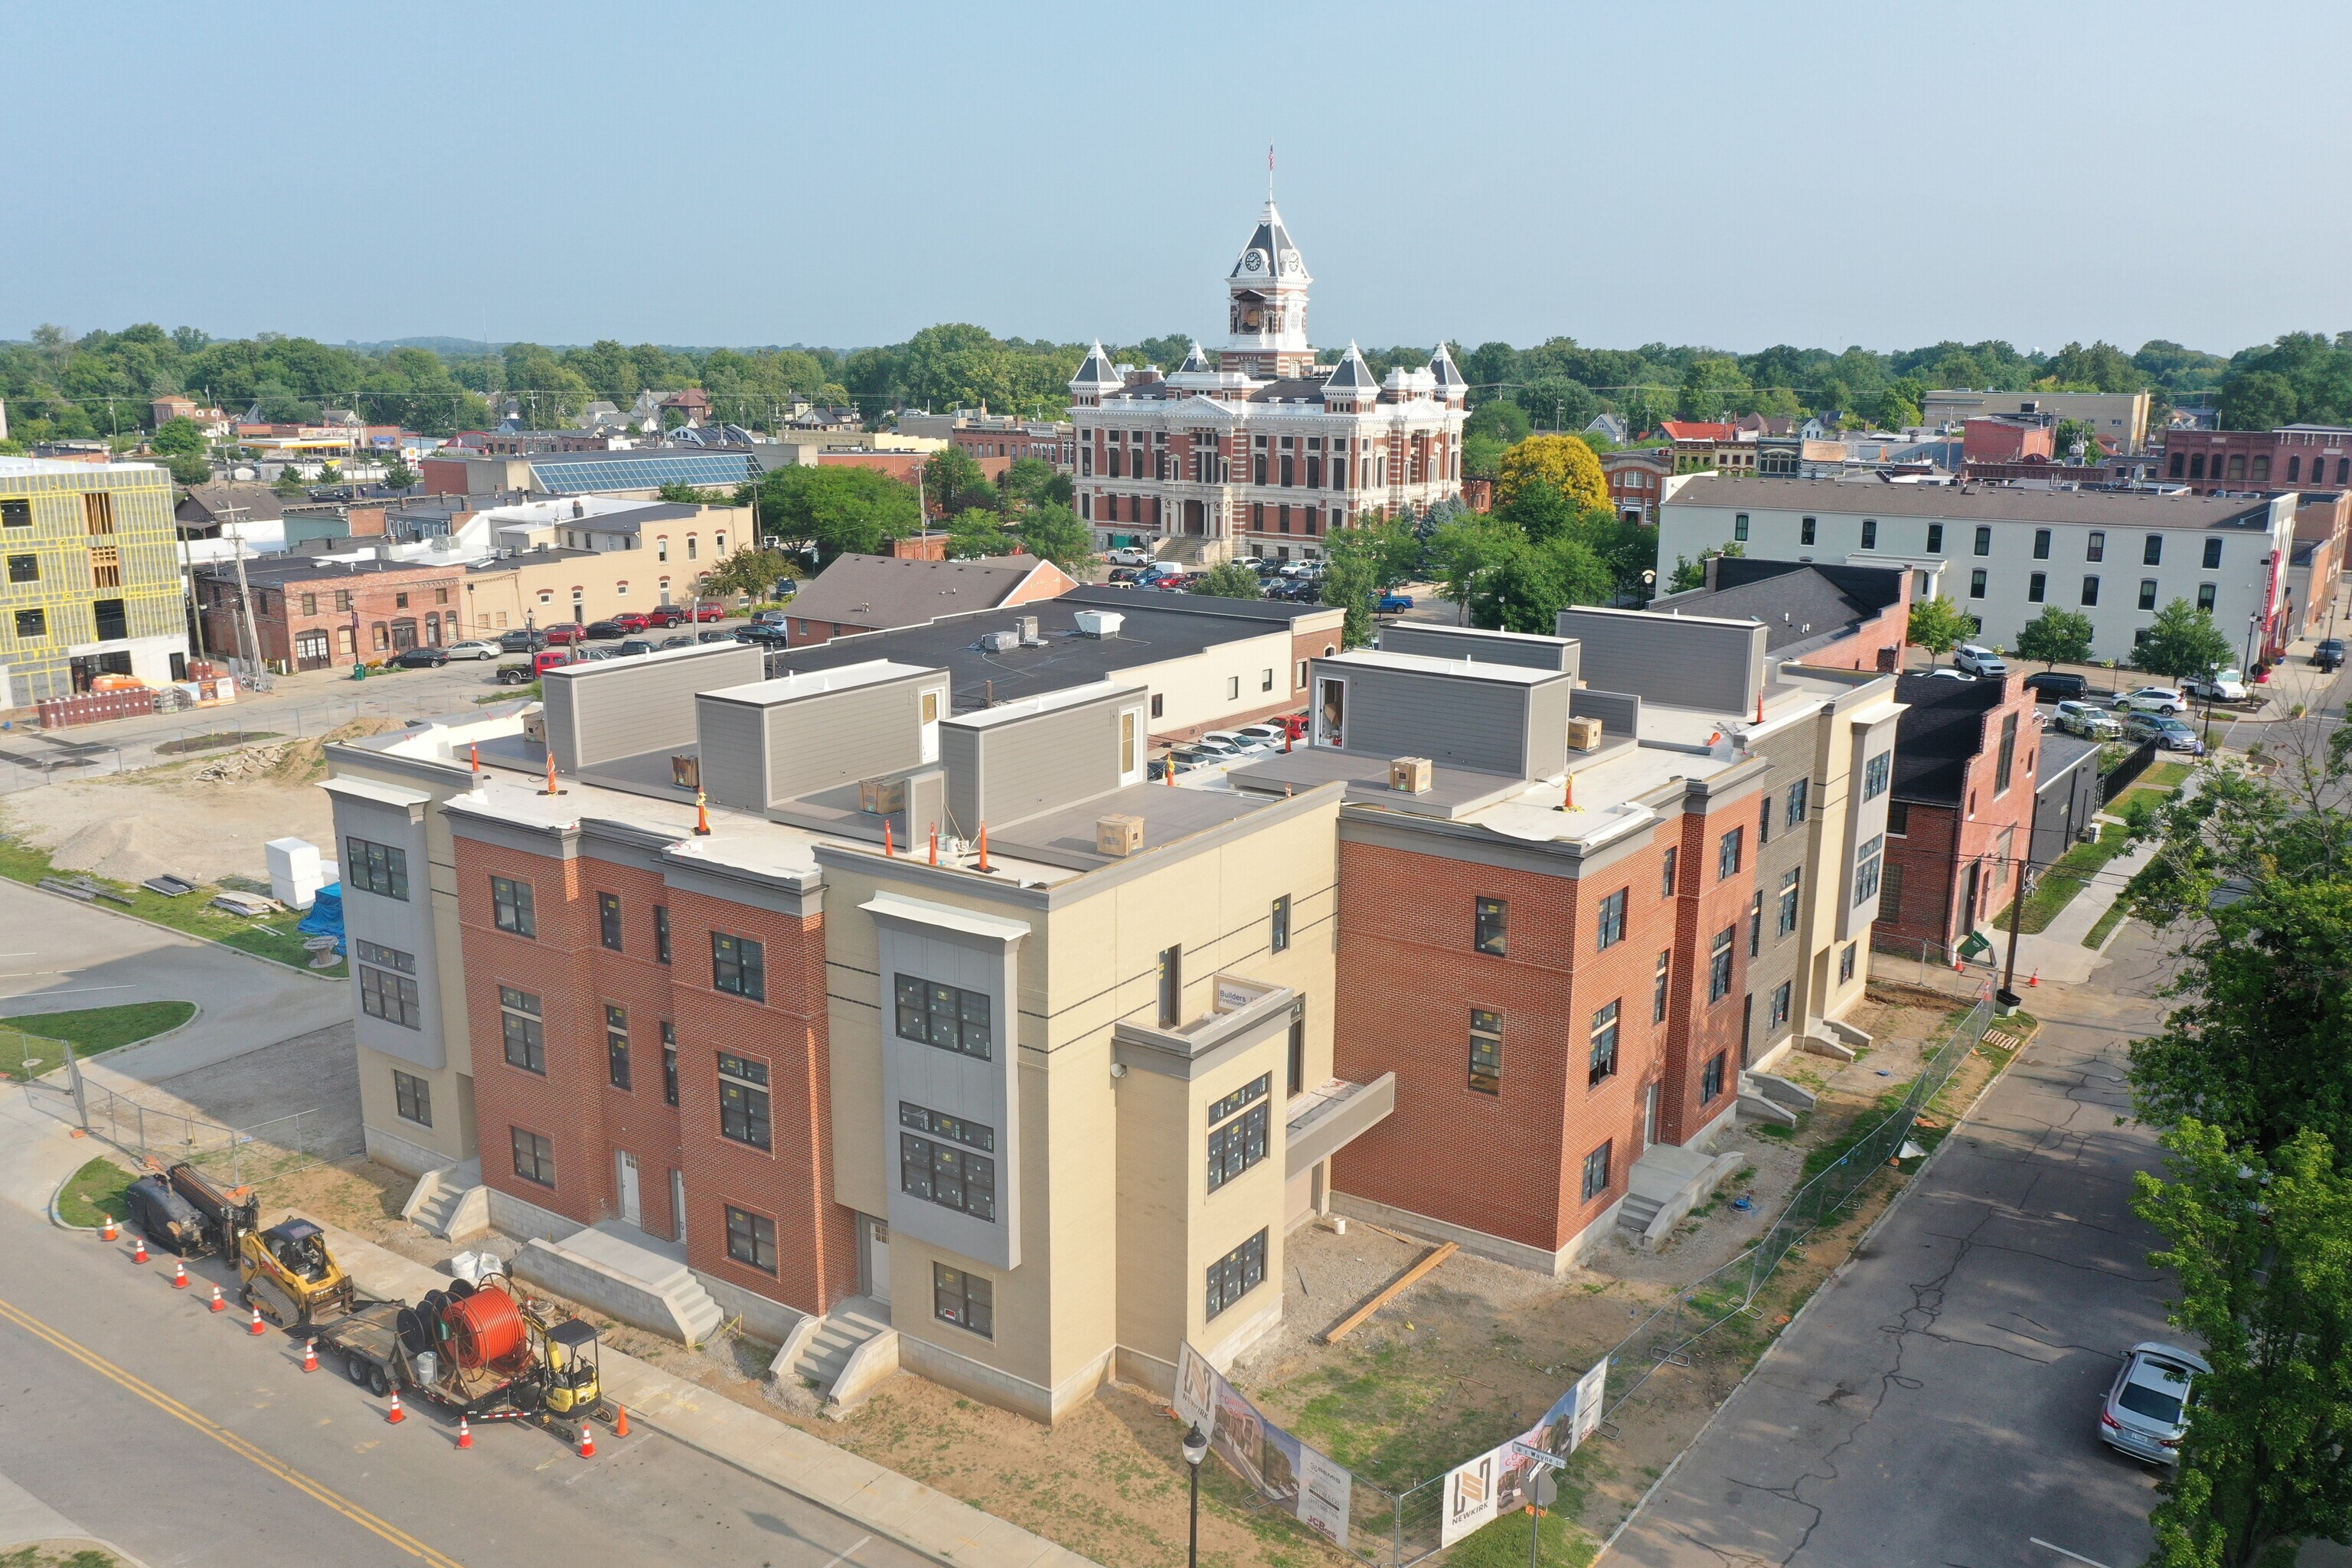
[1070,201,1469,562]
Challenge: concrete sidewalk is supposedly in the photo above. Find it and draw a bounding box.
[0,1468,152,1566]
[318,1224,1096,1568]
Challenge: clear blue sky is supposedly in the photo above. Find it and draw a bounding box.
[10,2,2347,358]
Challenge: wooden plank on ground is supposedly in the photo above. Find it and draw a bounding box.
[1318,1241,1458,1344]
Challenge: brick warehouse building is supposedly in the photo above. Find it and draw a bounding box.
[322,597,1898,1419]
[1872,669,2043,962]
[196,554,466,670]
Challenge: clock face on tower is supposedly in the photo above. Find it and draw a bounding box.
[1280,249,1302,271]
[1240,249,1266,274]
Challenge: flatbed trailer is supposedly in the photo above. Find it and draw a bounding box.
[315,1277,606,1430]
[318,1298,540,1421]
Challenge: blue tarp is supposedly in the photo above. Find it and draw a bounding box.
[297,883,345,953]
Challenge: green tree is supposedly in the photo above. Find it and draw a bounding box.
[318,461,341,484]
[381,459,418,492]
[922,446,992,516]
[1666,542,1743,593]
[2137,599,2236,681]
[756,465,920,563]
[1464,398,1530,446]
[1906,595,1972,665]
[1858,376,1926,430]
[2043,340,2141,393]
[1428,512,1525,623]
[1468,535,1611,634]
[999,456,1062,508]
[2133,1122,2352,1568]
[1675,355,1751,420]
[165,452,211,486]
[1012,502,1093,572]
[1321,528,1383,648]
[946,511,1017,558]
[2220,369,2298,431]
[695,545,802,602]
[2051,418,2102,459]
[657,481,734,505]
[1495,434,1608,513]
[2014,605,2095,667]
[150,416,207,457]
[1191,562,1265,599]
[271,466,305,498]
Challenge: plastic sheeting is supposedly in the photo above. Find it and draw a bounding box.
[296,882,345,952]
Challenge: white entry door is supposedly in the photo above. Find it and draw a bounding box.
[868,1219,891,1303]
[616,1151,642,1227]
[1642,1083,1661,1148]
[671,1168,687,1244]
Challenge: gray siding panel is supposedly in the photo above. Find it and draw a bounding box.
[694,699,770,811]
[1557,608,1763,713]
[541,676,580,774]
[1570,688,1642,736]
[1337,665,1530,777]
[1380,622,1578,676]
[955,695,1124,830]
[769,682,928,804]
[1524,678,1570,779]
[554,646,766,770]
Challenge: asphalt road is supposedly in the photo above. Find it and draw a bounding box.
[1610,923,2184,1568]
[0,1197,927,1568]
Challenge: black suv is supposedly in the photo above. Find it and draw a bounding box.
[2021,671,2088,703]
[499,627,549,652]
[583,619,627,641]
[2314,638,2346,671]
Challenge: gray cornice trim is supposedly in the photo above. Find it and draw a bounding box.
[443,808,580,861]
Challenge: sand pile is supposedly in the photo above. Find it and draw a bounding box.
[47,816,186,884]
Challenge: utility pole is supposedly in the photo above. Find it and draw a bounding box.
[216,505,264,675]
[1998,789,2039,1010]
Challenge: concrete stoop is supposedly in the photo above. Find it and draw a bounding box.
[400,1159,488,1242]
[512,1225,726,1347]
[1615,1142,1750,1250]
[781,1297,898,1414]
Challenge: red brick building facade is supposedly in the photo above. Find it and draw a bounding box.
[194,556,466,670]
[2159,424,2352,492]
[1600,449,1674,524]
[1873,671,2042,959]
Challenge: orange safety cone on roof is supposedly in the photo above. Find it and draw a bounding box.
[884,821,894,858]
[132,1233,148,1264]
[975,825,990,874]
[249,1304,267,1336]
[208,1284,226,1312]
[693,786,711,837]
[386,1391,405,1424]
[456,1416,472,1449]
[172,1259,188,1289]
[100,1214,116,1242]
[929,824,939,866]
[577,1421,596,1459]
[302,1338,318,1372]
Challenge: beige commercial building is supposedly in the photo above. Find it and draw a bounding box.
[1920,389,2152,453]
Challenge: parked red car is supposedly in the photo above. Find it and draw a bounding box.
[687,603,727,622]
[611,612,651,633]
[544,623,585,645]
[643,606,685,628]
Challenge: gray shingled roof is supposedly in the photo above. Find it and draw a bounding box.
[783,552,1057,631]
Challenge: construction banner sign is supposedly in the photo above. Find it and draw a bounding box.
[1439,1356,1608,1546]
[1174,1341,1353,1547]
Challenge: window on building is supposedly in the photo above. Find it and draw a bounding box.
[1973,525,1992,557]
[1468,1008,1503,1094]
[1710,927,1735,1001]
[393,1070,431,1127]
[1855,835,1885,905]
[1864,751,1891,801]
[1206,1075,1272,1190]
[1596,887,1628,951]
[1969,568,1988,598]
[933,1263,995,1338]
[346,838,410,900]
[1860,518,1877,549]
[510,1128,556,1187]
[1205,1230,1268,1320]
[724,1205,777,1273]
[897,975,992,1060]
[1581,1141,1613,1201]
[1474,897,1508,956]
[1702,1053,1726,1102]
[1880,861,1904,916]
[2203,537,2223,570]
[81,492,115,534]
[1995,712,2019,794]
[2033,528,2052,560]
[661,1021,678,1106]
[1719,826,1743,880]
[598,892,623,952]
[356,940,421,1028]
[1733,513,1749,542]
[1157,944,1182,1026]
[653,905,671,964]
[605,1004,632,1090]
[1661,846,1678,897]
[1800,516,1817,545]
[1778,867,1802,936]
[1747,889,1763,956]
[497,986,544,1072]
[2144,534,2164,567]
[4,554,33,583]
[2170,452,2186,479]
[901,1102,999,1220]
[1926,523,1943,553]
[1759,793,1772,845]
[2135,579,2158,612]
[1841,942,1858,982]
[490,875,534,936]
[2086,531,2105,562]
[1269,895,1291,953]
[1653,949,1672,1022]
[717,1052,772,1149]
[2081,576,2100,606]
[0,500,27,528]
[711,933,764,1000]
[2028,572,2047,603]
[1786,779,1809,826]
[1589,1001,1621,1086]
[2226,454,2246,481]
[2197,583,2216,611]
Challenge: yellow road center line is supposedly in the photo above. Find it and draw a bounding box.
[0,1295,467,1568]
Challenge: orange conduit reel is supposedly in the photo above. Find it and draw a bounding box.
[440,1283,530,1373]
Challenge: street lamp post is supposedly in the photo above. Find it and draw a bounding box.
[1181,1424,1210,1568]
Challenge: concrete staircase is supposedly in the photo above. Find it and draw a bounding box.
[399,1159,488,1241]
[514,1225,726,1348]
[1615,1142,1750,1250]
[785,1297,898,1412]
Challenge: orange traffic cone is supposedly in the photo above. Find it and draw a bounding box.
[132,1234,148,1264]
[614,1406,630,1438]
[249,1304,267,1336]
[578,1422,596,1459]
[208,1284,226,1313]
[456,1416,472,1449]
[302,1338,318,1373]
[172,1259,189,1289]
[387,1391,405,1424]
[101,1214,117,1242]
[2028,969,2040,988]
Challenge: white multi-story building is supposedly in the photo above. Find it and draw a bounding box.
[1658,475,2301,664]
[1070,202,1468,563]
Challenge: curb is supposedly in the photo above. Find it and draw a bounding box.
[12,879,346,982]
[6,1002,206,1066]
[1595,1011,2030,1566]
[0,1536,158,1568]
[48,1147,131,1232]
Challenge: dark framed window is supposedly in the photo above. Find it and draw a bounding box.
[2138,579,2158,611]
[1778,867,1802,936]
[2203,537,2223,570]
[1269,894,1291,954]
[1926,523,1943,554]
[346,837,410,900]
[1287,1010,1305,1096]
[2197,583,2216,611]
[5,555,34,583]
[1588,1001,1620,1087]
[1972,525,1991,557]
[1158,944,1182,1026]
[1207,1074,1272,1191]
[1749,890,1763,956]
[1580,1140,1612,1201]
[1709,927,1735,1002]
[2144,533,2164,566]
[1701,1053,1726,1102]
[935,1263,994,1338]
[1733,512,1749,542]
[895,975,993,1060]
[900,1103,999,1220]
[491,875,534,936]
[1771,980,1792,1027]
[661,1021,678,1106]
[712,933,764,1000]
[359,962,421,1028]
[717,1052,772,1149]
[1718,827,1743,880]
[1841,942,1858,982]
[1854,835,1885,905]
[2086,531,2105,562]
[1759,794,1772,844]
[498,986,544,1073]
[1595,887,1628,951]
[606,1004,632,1090]
[1468,1009,1502,1095]
[2033,528,2052,560]
[1800,515,1817,545]
[1473,897,1507,956]
[1887,799,1910,836]
[2029,572,2047,603]
[1863,752,1890,800]
[1860,518,1877,549]
[511,1127,556,1187]
[1205,1230,1268,1320]
[1995,712,2019,794]
[1661,846,1678,897]
[393,1070,431,1127]
[598,892,623,952]
[724,1205,777,1273]
[653,905,671,965]
[1970,568,1988,599]
[1653,950,1671,1023]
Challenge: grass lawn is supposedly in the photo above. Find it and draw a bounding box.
[11,1001,195,1054]
[0,835,344,978]
[54,1154,139,1228]
[2084,901,2130,949]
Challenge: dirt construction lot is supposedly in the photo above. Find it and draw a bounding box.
[234,982,2003,1568]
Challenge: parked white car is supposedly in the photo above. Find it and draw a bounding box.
[2053,700,2123,739]
[1106,547,1155,567]
[1954,644,2008,678]
[2183,668,2247,702]
[444,639,502,661]
[2114,686,2190,716]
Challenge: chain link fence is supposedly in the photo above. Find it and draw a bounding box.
[24,1045,362,1187]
